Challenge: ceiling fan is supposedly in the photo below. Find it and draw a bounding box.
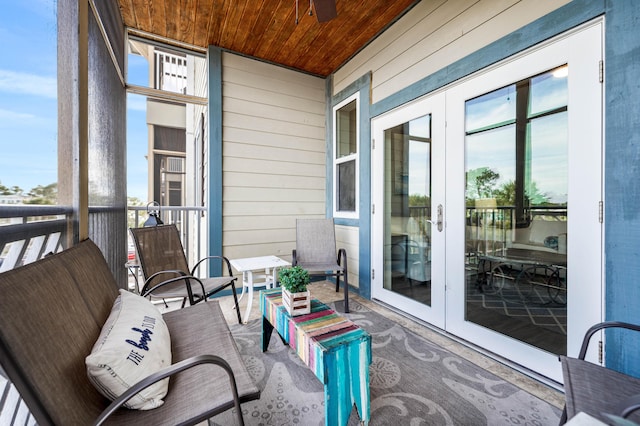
[296,0,337,24]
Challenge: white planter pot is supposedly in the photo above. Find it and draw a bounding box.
[282,288,311,316]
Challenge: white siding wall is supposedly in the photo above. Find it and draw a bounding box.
[221,53,326,264]
[333,0,571,102]
[336,224,359,288]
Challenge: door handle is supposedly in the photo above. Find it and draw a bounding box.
[426,204,444,232]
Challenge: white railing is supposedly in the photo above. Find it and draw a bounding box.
[0,205,72,272]
[127,205,206,266]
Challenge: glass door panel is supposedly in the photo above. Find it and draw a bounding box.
[464,66,569,355]
[384,115,433,305]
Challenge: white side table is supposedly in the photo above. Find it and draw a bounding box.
[125,260,141,294]
[229,255,291,323]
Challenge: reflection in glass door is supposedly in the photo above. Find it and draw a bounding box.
[464,66,568,355]
[384,115,433,306]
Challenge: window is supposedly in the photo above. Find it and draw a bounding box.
[333,94,359,217]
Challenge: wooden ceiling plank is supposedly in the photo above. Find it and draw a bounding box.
[239,0,279,56]
[212,0,234,47]
[117,0,137,28]
[218,0,248,49]
[294,0,367,74]
[254,1,298,63]
[206,0,226,46]
[149,0,167,39]
[282,0,359,67]
[272,16,321,68]
[251,0,292,59]
[178,0,196,44]
[193,0,214,47]
[303,0,416,75]
[229,0,266,53]
[161,0,178,41]
[131,0,153,33]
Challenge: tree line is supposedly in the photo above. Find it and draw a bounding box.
[0,182,57,205]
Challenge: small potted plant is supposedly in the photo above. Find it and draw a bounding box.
[279,265,311,316]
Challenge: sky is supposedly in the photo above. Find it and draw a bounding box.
[0,2,149,201]
[0,1,58,194]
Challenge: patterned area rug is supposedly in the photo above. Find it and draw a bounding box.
[209,301,561,426]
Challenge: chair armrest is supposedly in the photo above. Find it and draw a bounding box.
[337,248,347,268]
[141,269,188,293]
[94,354,244,426]
[614,393,640,419]
[577,321,640,359]
[141,274,207,303]
[191,255,235,277]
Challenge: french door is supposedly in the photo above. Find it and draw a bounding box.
[371,20,603,382]
[371,93,447,329]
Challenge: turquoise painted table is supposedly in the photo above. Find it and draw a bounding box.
[260,288,371,426]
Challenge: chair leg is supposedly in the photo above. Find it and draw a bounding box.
[559,406,567,424]
[231,281,242,324]
[343,273,349,313]
[337,249,349,313]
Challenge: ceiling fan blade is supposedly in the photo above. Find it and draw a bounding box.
[313,0,337,22]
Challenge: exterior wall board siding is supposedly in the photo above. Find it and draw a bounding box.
[223,170,324,190]
[336,224,360,289]
[221,52,327,263]
[334,0,571,103]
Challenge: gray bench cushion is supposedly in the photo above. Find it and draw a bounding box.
[103,302,259,425]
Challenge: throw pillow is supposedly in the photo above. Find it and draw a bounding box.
[86,289,172,410]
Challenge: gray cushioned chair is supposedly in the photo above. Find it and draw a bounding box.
[130,224,242,323]
[292,218,349,313]
[560,321,640,424]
